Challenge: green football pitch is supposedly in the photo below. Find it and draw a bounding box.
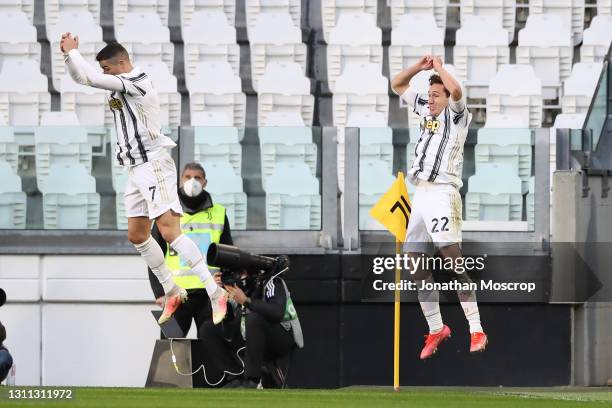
[2,387,612,408]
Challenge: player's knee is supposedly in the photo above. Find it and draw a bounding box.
[159,227,179,244]
[127,229,149,245]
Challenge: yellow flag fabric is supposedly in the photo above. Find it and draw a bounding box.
[368,172,412,242]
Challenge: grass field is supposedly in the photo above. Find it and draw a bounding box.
[2,387,612,408]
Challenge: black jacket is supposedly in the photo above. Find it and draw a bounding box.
[247,276,287,323]
[148,190,233,298]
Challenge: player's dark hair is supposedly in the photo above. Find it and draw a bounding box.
[96,42,130,62]
[429,74,450,97]
[183,162,206,179]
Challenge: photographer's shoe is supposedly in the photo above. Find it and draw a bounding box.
[211,287,228,325]
[419,325,451,360]
[238,379,262,389]
[470,332,488,353]
[158,288,187,325]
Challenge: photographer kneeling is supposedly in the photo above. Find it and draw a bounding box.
[199,246,303,389]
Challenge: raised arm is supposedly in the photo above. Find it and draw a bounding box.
[432,57,462,101]
[61,33,125,92]
[391,55,433,96]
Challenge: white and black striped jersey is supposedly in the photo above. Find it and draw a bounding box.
[400,88,471,188]
[64,50,175,167]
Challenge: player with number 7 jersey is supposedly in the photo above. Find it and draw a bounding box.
[61,35,228,326]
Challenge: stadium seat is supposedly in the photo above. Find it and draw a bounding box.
[475,127,532,193]
[34,125,92,191]
[561,62,603,114]
[258,126,316,187]
[0,59,51,126]
[0,0,34,23]
[190,111,233,126]
[265,162,321,230]
[115,13,174,74]
[359,159,395,230]
[327,13,383,92]
[257,62,314,126]
[203,160,247,230]
[454,16,510,99]
[41,163,100,229]
[183,11,240,84]
[459,0,516,43]
[249,12,307,92]
[114,0,169,28]
[113,169,128,230]
[516,14,572,100]
[263,111,305,126]
[465,163,522,221]
[333,63,389,129]
[486,64,543,128]
[321,0,377,44]
[188,61,247,128]
[40,111,80,126]
[45,0,101,34]
[484,113,529,128]
[388,14,445,81]
[193,126,242,176]
[390,0,447,32]
[137,61,181,128]
[181,0,236,28]
[47,11,105,91]
[598,0,612,15]
[0,11,40,67]
[245,0,301,32]
[60,74,109,127]
[0,161,26,229]
[580,15,612,63]
[528,0,585,45]
[0,126,18,173]
[527,176,535,230]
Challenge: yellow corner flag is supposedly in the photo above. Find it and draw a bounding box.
[368,172,411,242]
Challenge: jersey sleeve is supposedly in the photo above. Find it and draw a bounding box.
[449,94,469,128]
[399,88,428,117]
[116,73,150,97]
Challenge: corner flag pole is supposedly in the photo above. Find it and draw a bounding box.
[394,239,401,392]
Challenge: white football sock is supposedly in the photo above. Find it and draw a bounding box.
[170,234,219,296]
[455,274,483,333]
[134,236,177,295]
[417,274,443,333]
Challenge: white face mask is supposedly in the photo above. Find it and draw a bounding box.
[182,178,203,197]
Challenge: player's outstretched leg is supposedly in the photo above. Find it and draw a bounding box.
[128,217,187,325]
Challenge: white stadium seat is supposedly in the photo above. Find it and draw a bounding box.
[0,0,34,23]
[599,0,612,15]
[263,111,305,126]
[249,12,307,92]
[47,11,105,91]
[486,64,543,128]
[115,13,174,74]
[561,62,603,114]
[183,11,240,83]
[466,163,522,221]
[0,59,51,126]
[475,127,532,193]
[484,113,530,128]
[359,159,395,230]
[203,160,247,230]
[40,111,80,126]
[517,14,572,100]
[265,162,321,230]
[388,14,445,81]
[0,11,40,67]
[257,62,314,127]
[460,0,516,44]
[41,163,100,229]
[0,126,18,173]
[581,15,612,63]
[390,0,447,32]
[321,0,377,44]
[35,126,92,190]
[45,0,101,31]
[114,0,169,28]
[0,161,26,229]
[258,126,316,187]
[188,61,246,128]
[193,126,242,176]
[181,0,236,28]
[245,0,301,32]
[137,61,181,128]
[454,16,510,99]
[333,63,389,129]
[61,74,109,127]
[190,111,233,126]
[529,0,585,45]
[327,13,383,93]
